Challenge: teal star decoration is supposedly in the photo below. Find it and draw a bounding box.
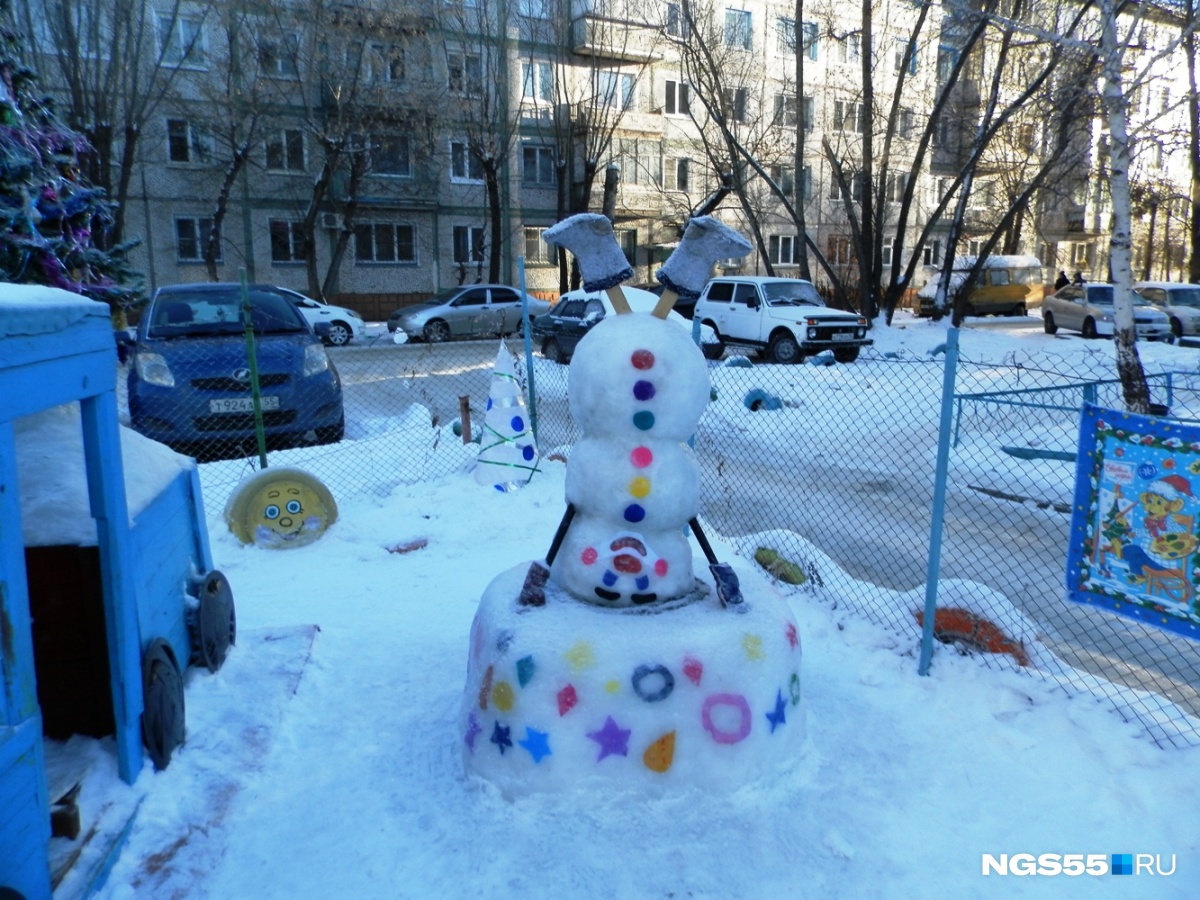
[491,720,513,754]
[766,689,787,733]
[517,655,536,688]
[518,726,552,763]
[587,715,631,761]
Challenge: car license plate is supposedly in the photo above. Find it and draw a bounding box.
[832,333,852,341]
[209,396,280,413]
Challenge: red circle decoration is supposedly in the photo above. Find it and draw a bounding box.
[631,349,655,370]
[581,547,598,565]
[630,446,653,468]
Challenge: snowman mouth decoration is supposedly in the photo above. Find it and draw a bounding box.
[585,531,667,604]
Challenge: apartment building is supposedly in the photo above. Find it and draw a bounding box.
[16,0,1195,315]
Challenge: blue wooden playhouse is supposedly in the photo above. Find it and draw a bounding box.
[0,289,234,898]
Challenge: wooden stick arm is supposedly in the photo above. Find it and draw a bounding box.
[605,286,632,315]
[651,289,678,319]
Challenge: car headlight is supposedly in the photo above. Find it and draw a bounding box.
[135,352,175,387]
[349,310,363,321]
[807,327,818,339]
[1100,313,1113,322]
[304,343,331,376]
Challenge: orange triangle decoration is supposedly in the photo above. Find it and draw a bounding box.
[643,731,676,773]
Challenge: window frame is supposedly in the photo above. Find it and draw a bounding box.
[724,9,752,51]
[175,216,219,263]
[354,222,418,264]
[450,140,485,183]
[157,13,206,68]
[522,145,556,186]
[266,128,306,172]
[453,225,486,264]
[268,219,306,263]
[524,226,557,265]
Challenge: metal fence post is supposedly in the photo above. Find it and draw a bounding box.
[238,269,269,469]
[518,256,538,445]
[919,325,961,676]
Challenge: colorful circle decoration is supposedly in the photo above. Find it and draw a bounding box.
[631,664,675,703]
[632,410,656,431]
[223,467,338,548]
[631,349,655,370]
[789,672,801,706]
[630,446,653,467]
[701,693,752,745]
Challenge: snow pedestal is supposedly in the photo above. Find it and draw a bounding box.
[460,562,805,795]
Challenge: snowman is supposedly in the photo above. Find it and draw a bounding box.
[540,214,751,606]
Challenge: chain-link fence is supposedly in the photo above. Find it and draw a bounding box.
[118,321,1200,747]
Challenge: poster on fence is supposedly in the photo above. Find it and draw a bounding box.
[1067,403,1200,640]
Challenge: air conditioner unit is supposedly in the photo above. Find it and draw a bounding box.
[320,212,342,230]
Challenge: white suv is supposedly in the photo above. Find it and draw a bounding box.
[693,277,872,363]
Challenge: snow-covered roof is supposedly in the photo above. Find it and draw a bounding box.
[0,284,110,338]
[917,256,1044,299]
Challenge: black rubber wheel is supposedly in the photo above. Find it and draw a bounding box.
[832,346,860,363]
[1043,312,1057,335]
[1082,317,1098,339]
[326,321,352,346]
[701,340,725,360]
[1014,303,1027,316]
[315,413,345,445]
[542,338,567,364]
[142,638,185,771]
[1172,318,1184,340]
[768,332,801,364]
[424,320,451,342]
[190,570,237,673]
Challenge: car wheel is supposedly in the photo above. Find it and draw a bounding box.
[700,324,724,360]
[1043,312,1058,335]
[424,320,451,342]
[1082,317,1098,339]
[768,332,801,364]
[542,338,567,364]
[1014,303,1027,316]
[325,321,352,346]
[833,346,860,363]
[1172,318,1184,340]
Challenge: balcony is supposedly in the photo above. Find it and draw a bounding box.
[571,16,664,62]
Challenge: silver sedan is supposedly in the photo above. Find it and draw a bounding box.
[386,284,551,342]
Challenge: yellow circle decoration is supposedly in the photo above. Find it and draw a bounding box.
[224,467,338,548]
[628,476,651,498]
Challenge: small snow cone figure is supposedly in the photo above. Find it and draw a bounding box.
[474,343,540,492]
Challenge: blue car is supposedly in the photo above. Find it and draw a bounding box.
[128,283,344,460]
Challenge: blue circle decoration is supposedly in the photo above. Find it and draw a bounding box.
[522,444,535,461]
[1137,463,1157,480]
[633,380,656,401]
[511,415,525,432]
[632,664,675,702]
[633,410,655,431]
[624,504,646,523]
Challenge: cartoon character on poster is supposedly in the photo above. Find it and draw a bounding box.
[1068,405,1200,639]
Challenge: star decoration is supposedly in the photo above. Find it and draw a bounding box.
[587,715,631,761]
[490,720,513,755]
[766,690,787,733]
[518,727,552,763]
[564,641,596,672]
[464,713,482,751]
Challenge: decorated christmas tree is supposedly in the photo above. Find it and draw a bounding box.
[0,0,141,319]
[474,343,540,492]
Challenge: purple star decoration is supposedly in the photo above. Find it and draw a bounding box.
[587,715,631,762]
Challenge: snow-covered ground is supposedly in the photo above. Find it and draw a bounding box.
[26,311,1200,897]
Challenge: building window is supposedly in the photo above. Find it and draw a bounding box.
[838,32,861,64]
[834,100,866,134]
[827,236,853,266]
[157,14,205,66]
[451,141,484,181]
[829,168,864,202]
[769,235,796,265]
[937,44,958,82]
[453,225,486,263]
[615,138,663,186]
[522,62,553,102]
[773,94,797,128]
[616,228,636,266]
[666,157,690,191]
[269,220,305,263]
[523,146,555,185]
[524,227,557,265]
[886,172,908,203]
[166,118,209,164]
[266,129,305,171]
[802,22,819,60]
[665,3,691,38]
[369,134,410,176]
[894,38,917,75]
[882,237,895,265]
[770,165,795,197]
[665,79,690,116]
[724,9,752,50]
[257,33,299,78]
[364,43,404,83]
[802,96,814,132]
[923,240,942,265]
[517,0,550,17]
[801,165,812,201]
[899,108,915,140]
[596,71,635,109]
[176,217,218,262]
[723,87,749,123]
[355,223,416,263]
[448,52,483,94]
[777,17,796,54]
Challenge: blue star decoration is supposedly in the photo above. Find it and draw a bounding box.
[587,715,631,762]
[491,720,513,755]
[766,690,787,733]
[518,727,552,763]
